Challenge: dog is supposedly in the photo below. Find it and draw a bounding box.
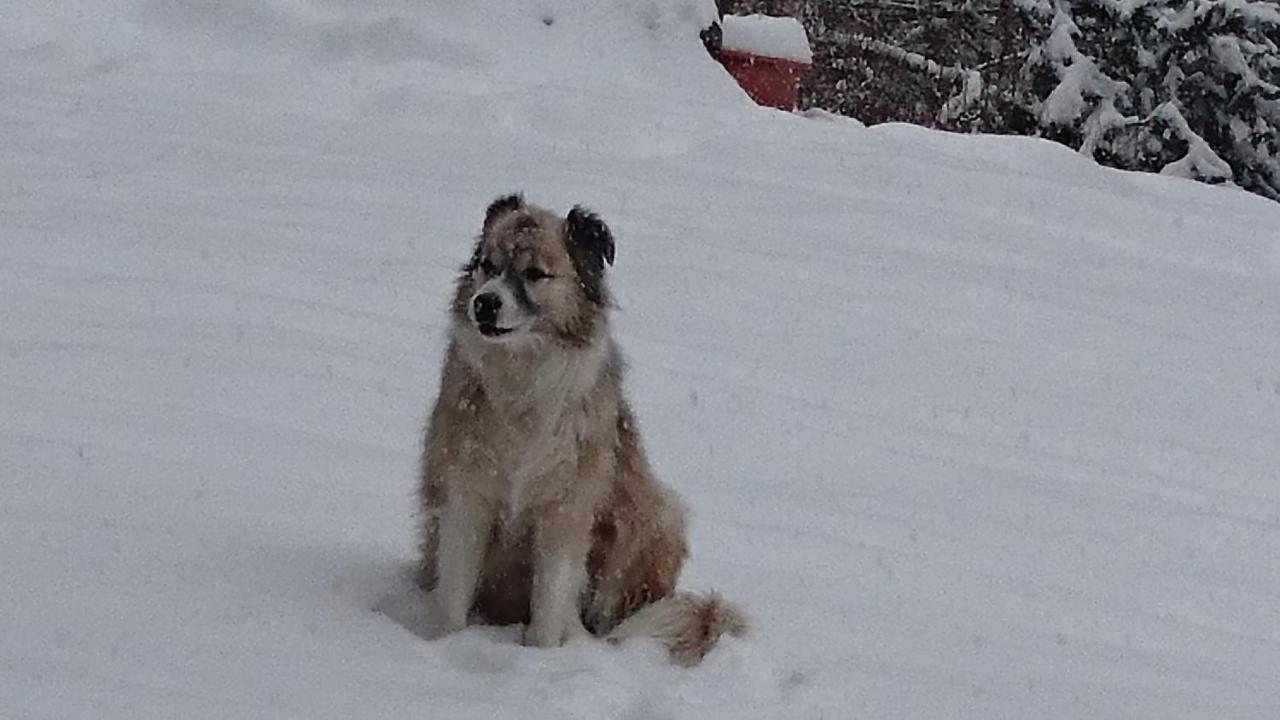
[415,194,745,665]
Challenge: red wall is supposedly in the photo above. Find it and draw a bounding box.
[719,50,809,110]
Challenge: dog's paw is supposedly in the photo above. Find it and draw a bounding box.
[422,592,468,640]
[522,616,590,648]
[428,617,467,640]
[522,623,564,648]
[523,621,572,648]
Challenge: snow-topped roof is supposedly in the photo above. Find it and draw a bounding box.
[720,14,812,64]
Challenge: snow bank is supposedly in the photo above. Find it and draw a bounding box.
[4,1,1280,719]
[720,13,812,63]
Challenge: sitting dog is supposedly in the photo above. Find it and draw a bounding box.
[416,194,745,665]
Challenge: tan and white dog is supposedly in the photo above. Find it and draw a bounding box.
[416,194,745,665]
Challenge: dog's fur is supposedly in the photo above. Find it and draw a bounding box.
[416,194,745,665]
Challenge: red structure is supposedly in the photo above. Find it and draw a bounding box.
[709,14,813,111]
[718,50,810,110]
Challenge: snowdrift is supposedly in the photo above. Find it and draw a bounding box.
[4,1,1279,719]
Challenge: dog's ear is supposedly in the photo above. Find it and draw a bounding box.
[483,193,524,235]
[565,206,615,305]
[463,238,484,274]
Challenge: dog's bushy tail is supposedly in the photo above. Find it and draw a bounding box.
[606,591,747,667]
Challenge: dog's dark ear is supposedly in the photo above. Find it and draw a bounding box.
[463,238,484,273]
[565,206,615,305]
[483,193,524,234]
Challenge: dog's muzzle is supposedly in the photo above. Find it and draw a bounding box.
[472,292,511,337]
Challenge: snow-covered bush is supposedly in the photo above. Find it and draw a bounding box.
[720,1,1038,131]
[1022,0,1280,199]
[716,0,1280,201]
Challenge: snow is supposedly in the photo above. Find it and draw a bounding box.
[720,13,813,63]
[4,1,1280,719]
[1211,34,1280,94]
[1105,0,1280,29]
[1154,102,1235,183]
[1038,8,1132,132]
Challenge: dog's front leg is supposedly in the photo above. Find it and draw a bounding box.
[526,506,593,648]
[430,487,493,636]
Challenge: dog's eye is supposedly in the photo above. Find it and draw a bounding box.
[523,267,552,282]
[478,258,498,276]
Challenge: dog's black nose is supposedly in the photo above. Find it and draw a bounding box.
[473,293,501,325]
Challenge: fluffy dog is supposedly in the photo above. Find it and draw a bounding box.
[416,194,745,665]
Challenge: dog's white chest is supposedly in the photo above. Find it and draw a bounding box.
[478,343,605,518]
[502,429,564,518]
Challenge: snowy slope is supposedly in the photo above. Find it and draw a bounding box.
[4,2,1280,718]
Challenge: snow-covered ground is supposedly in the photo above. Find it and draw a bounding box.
[4,2,1280,718]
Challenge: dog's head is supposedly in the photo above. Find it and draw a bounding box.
[452,193,615,348]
